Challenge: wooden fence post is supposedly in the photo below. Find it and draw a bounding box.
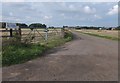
[19,28,21,36]
[61,27,65,38]
[10,29,13,37]
[18,28,21,42]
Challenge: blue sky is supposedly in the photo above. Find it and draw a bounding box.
[1,2,118,27]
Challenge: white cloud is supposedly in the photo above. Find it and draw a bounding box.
[84,6,96,14]
[69,5,75,10]
[94,14,102,19]
[3,16,21,22]
[107,5,118,15]
[61,13,65,16]
[9,12,13,16]
[1,2,118,27]
[1,0,119,2]
[0,16,1,21]
[26,16,31,19]
[2,0,25,2]
[43,15,52,20]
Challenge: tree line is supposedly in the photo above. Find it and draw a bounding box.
[75,26,120,30]
[0,22,120,30]
[115,26,120,30]
[0,22,47,28]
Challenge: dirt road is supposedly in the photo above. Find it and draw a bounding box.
[2,31,118,81]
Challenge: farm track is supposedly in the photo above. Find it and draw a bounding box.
[2,31,118,81]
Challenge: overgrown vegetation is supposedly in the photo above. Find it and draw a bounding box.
[64,30,73,41]
[46,31,73,49]
[2,43,46,66]
[2,30,73,66]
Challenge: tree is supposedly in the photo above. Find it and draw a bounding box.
[16,23,28,28]
[29,23,47,28]
[115,26,120,30]
[42,24,47,28]
[49,26,54,28]
[0,22,6,28]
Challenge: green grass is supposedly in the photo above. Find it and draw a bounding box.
[2,31,73,66]
[2,43,46,66]
[81,32,120,41]
[46,31,73,49]
[0,52,2,67]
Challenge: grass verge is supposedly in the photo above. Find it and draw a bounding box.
[80,32,119,41]
[2,31,73,66]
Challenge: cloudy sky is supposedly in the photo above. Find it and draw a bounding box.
[1,1,119,27]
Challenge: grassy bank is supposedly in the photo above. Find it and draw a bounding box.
[78,30,119,41]
[2,31,73,66]
[83,32,119,41]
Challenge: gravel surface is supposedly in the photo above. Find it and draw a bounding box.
[2,31,118,81]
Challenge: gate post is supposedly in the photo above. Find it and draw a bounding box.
[61,27,65,38]
[19,28,21,36]
[18,28,21,42]
[10,29,13,37]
